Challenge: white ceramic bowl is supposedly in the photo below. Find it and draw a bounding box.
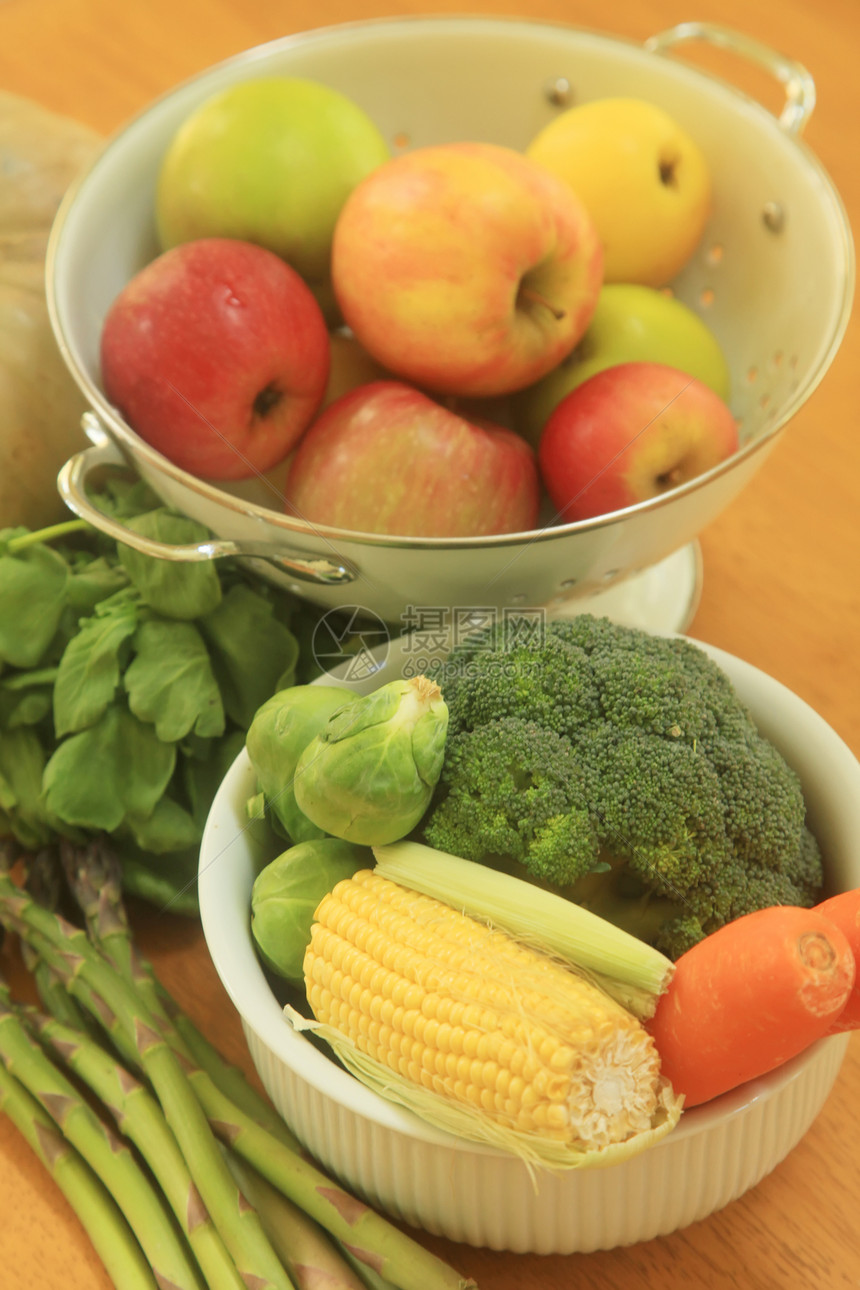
[198,635,859,1254]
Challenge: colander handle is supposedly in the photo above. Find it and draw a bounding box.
[56,417,357,587]
[644,21,816,136]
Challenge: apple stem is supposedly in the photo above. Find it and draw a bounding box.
[659,155,679,188]
[517,284,567,322]
[252,382,284,420]
[657,466,684,489]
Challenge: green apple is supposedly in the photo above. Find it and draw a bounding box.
[526,97,711,287]
[515,283,731,446]
[155,76,390,322]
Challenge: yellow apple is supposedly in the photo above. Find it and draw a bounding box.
[331,142,603,399]
[526,98,712,287]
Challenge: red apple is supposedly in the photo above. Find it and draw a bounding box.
[100,237,330,480]
[283,380,540,537]
[331,142,603,399]
[538,361,739,522]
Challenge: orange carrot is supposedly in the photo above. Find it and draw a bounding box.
[647,905,855,1108]
[815,889,860,1033]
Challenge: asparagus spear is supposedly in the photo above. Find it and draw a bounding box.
[0,876,297,1290]
[24,847,108,1041]
[152,998,405,1290]
[61,839,306,1141]
[224,1150,371,1290]
[32,1007,247,1290]
[55,841,477,1290]
[0,1061,158,1290]
[0,982,205,1290]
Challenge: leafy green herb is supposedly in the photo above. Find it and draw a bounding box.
[53,595,139,736]
[0,540,69,668]
[117,510,223,619]
[124,619,225,742]
[199,583,300,727]
[0,728,49,850]
[0,489,314,914]
[42,705,177,832]
[124,796,202,856]
[1,669,57,729]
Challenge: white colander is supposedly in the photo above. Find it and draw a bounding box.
[47,17,854,625]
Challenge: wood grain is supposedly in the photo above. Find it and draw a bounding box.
[1,1,858,1286]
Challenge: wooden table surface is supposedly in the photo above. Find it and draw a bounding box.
[1,0,858,1286]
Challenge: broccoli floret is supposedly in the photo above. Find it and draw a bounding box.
[649,913,711,961]
[704,731,806,867]
[422,716,602,888]
[422,614,826,959]
[791,825,827,894]
[578,724,731,900]
[652,832,826,960]
[590,635,757,744]
[429,619,601,739]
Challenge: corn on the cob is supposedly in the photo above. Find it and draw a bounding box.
[302,870,680,1157]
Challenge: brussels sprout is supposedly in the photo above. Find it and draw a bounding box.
[251,837,371,982]
[246,684,348,842]
[293,676,448,846]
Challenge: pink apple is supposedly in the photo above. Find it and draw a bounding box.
[283,380,540,537]
[330,142,603,399]
[538,361,739,522]
[100,238,330,480]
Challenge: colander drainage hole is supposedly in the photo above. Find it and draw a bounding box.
[545,76,573,106]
